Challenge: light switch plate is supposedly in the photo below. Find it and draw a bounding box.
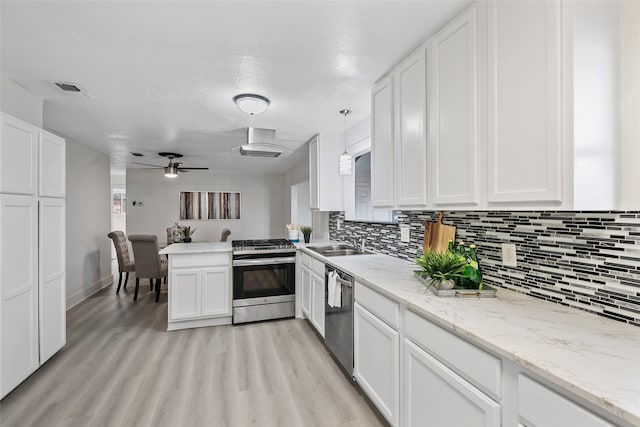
[502,243,517,267]
[400,225,410,243]
[336,219,342,230]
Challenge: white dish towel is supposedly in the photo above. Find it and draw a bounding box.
[327,271,342,308]
[327,271,342,307]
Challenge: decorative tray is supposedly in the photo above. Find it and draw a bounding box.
[414,272,497,298]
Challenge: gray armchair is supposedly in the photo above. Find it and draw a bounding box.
[128,234,168,302]
[107,231,135,294]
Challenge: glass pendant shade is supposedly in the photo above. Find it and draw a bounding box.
[340,152,352,175]
[339,109,352,175]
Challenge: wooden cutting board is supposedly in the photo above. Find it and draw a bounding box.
[423,212,456,254]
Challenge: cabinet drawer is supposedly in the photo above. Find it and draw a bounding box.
[355,281,400,329]
[170,252,230,268]
[518,375,614,427]
[405,310,501,400]
[301,252,312,268]
[312,258,324,277]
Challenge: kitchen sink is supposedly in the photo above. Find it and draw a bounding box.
[307,245,368,257]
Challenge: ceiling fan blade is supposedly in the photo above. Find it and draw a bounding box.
[133,162,164,168]
[177,167,209,170]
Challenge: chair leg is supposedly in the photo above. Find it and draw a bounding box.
[134,277,140,301]
[124,272,129,289]
[155,278,161,302]
[116,272,123,294]
[164,276,167,284]
[150,278,153,292]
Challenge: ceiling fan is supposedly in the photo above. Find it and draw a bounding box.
[133,152,209,178]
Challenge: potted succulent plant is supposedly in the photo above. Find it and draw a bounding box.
[415,250,467,290]
[182,225,196,243]
[301,225,313,243]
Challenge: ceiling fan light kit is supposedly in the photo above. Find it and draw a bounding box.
[164,166,178,178]
[133,152,209,178]
[233,93,271,115]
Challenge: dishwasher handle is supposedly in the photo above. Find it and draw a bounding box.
[325,269,353,288]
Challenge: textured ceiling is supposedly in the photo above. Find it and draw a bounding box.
[1,1,471,174]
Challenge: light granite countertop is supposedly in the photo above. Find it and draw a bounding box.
[159,241,232,255]
[298,245,640,425]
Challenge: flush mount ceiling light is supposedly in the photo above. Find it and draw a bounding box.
[233,93,271,115]
[339,109,352,175]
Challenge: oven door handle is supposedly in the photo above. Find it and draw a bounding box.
[233,257,296,267]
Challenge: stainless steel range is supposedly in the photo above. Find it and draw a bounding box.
[232,239,296,324]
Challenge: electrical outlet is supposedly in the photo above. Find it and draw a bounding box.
[502,243,517,267]
[400,225,411,243]
[337,219,342,230]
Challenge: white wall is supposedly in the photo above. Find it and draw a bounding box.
[0,74,43,127]
[127,169,287,243]
[65,139,112,307]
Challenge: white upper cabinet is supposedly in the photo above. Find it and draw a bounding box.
[309,134,342,211]
[429,6,480,206]
[370,50,428,210]
[38,131,66,198]
[487,0,562,204]
[371,76,395,208]
[394,50,428,208]
[0,113,38,196]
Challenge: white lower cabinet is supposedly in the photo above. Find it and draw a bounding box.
[300,253,324,338]
[167,252,232,330]
[300,265,312,317]
[201,266,230,317]
[310,272,325,337]
[354,302,400,426]
[38,198,66,362]
[1,194,39,398]
[404,339,500,427]
[518,375,614,427]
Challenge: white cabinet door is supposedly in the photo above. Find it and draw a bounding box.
[404,339,501,427]
[38,132,65,198]
[430,7,479,205]
[201,266,231,318]
[487,0,562,203]
[310,273,325,337]
[300,265,312,317]
[0,114,37,195]
[39,198,66,363]
[0,194,39,399]
[394,50,428,208]
[309,135,319,210]
[371,76,395,208]
[518,375,614,427]
[169,268,201,320]
[354,302,399,426]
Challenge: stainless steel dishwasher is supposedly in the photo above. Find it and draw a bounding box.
[324,265,354,377]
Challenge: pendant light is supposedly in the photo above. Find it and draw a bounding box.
[339,109,352,175]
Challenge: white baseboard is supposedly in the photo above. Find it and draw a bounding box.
[66,274,113,310]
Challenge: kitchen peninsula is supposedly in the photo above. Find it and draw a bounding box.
[159,242,232,331]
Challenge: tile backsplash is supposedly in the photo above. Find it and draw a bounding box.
[329,211,640,326]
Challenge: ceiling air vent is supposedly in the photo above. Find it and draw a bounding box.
[54,82,82,92]
[239,127,282,158]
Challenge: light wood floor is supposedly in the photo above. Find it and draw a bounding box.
[0,283,385,427]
